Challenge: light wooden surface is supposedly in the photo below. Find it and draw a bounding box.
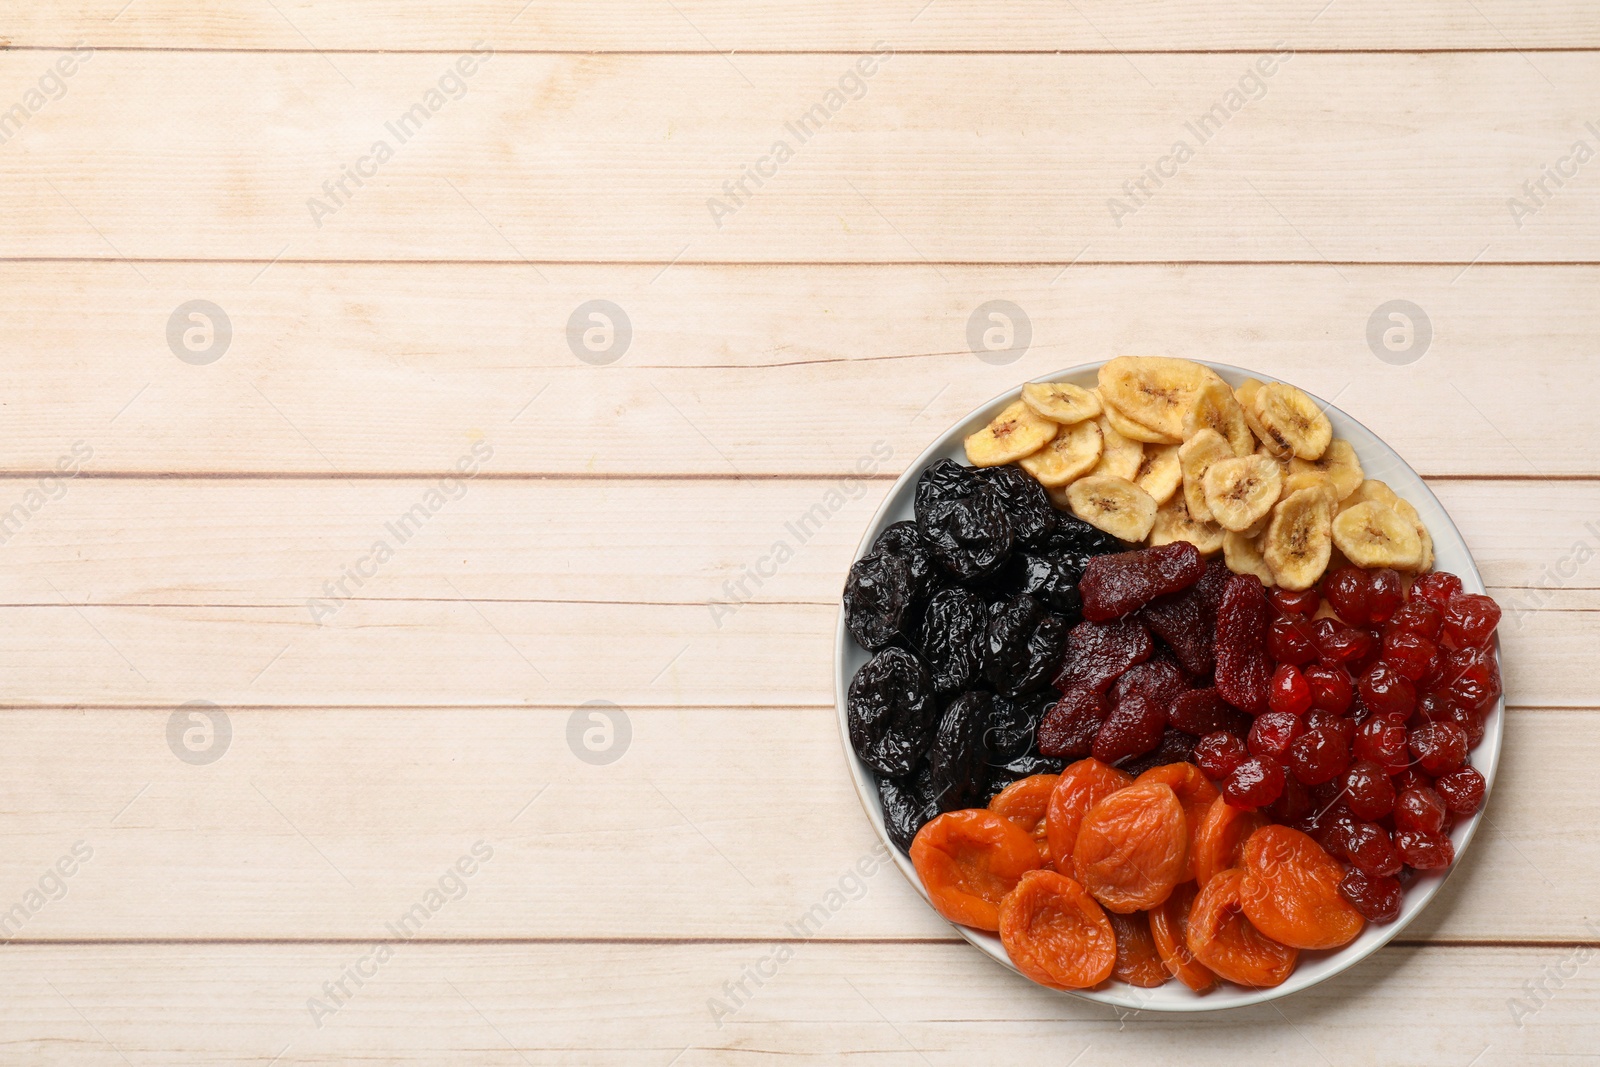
[1,3,1596,1063]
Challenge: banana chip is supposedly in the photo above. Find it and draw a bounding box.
[1019,419,1103,486]
[1021,381,1102,425]
[964,400,1058,467]
[1067,475,1158,543]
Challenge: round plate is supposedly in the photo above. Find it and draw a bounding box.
[834,360,1503,1011]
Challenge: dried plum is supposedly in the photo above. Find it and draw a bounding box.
[1038,512,1127,559]
[976,465,1056,547]
[918,586,988,692]
[926,691,992,811]
[1215,573,1274,716]
[869,520,938,604]
[847,647,935,777]
[1079,541,1206,621]
[985,594,1068,697]
[987,551,1086,618]
[844,552,914,651]
[914,459,980,524]
[985,689,1054,761]
[1052,616,1154,694]
[921,489,1014,582]
[983,752,1067,802]
[878,766,940,852]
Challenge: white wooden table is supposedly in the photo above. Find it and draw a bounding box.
[0,3,1596,1062]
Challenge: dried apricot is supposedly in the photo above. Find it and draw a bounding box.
[1072,781,1188,913]
[910,809,1042,931]
[998,870,1117,989]
[1238,824,1365,951]
[1045,758,1134,874]
[1149,882,1217,992]
[1136,763,1221,881]
[989,774,1059,866]
[1191,796,1267,888]
[1109,910,1170,988]
[1187,868,1299,988]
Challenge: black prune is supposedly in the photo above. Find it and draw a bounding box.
[918,586,987,692]
[870,520,938,605]
[847,647,935,777]
[976,465,1056,547]
[985,594,1067,697]
[921,489,1014,583]
[982,752,1067,803]
[843,552,913,651]
[985,689,1053,761]
[926,691,992,812]
[914,459,979,526]
[878,766,940,852]
[1004,552,1087,619]
[1038,511,1127,559]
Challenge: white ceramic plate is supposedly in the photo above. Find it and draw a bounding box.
[834,360,1503,1011]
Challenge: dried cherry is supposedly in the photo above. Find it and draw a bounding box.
[1359,662,1417,721]
[1341,820,1402,877]
[1387,598,1443,641]
[1366,569,1404,624]
[1338,867,1403,923]
[1394,786,1447,835]
[1248,711,1306,761]
[1323,566,1373,625]
[847,647,936,777]
[1194,731,1249,781]
[1434,766,1486,816]
[1411,571,1464,610]
[1224,755,1285,809]
[1442,593,1501,649]
[1395,828,1455,870]
[1382,630,1439,682]
[1303,662,1355,715]
[1270,587,1321,617]
[1353,717,1409,774]
[1288,727,1350,787]
[1268,664,1313,715]
[1343,760,1397,821]
[1409,721,1468,776]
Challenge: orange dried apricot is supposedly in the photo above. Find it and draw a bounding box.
[989,773,1059,866]
[998,870,1117,990]
[1239,824,1365,951]
[1045,758,1134,875]
[1072,781,1188,913]
[1149,881,1217,992]
[910,809,1042,931]
[1187,868,1298,988]
[1191,796,1268,888]
[1109,910,1169,988]
[1135,763,1220,881]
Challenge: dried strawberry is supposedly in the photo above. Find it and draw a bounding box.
[1139,558,1230,676]
[1112,655,1189,719]
[1079,542,1206,622]
[1036,687,1109,759]
[1052,617,1153,694]
[1169,687,1247,737]
[1214,574,1273,717]
[1093,694,1166,765]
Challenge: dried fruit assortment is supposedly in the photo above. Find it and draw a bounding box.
[843,361,1504,997]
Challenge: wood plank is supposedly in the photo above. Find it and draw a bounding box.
[0,477,1579,706]
[0,705,1584,942]
[0,941,1591,1064]
[1,262,1596,476]
[9,1,1600,51]
[1,54,1597,262]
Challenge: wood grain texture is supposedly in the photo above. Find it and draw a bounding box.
[8,1,1600,51]
[0,262,1593,476]
[0,53,1597,262]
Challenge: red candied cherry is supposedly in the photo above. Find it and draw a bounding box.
[1194,731,1249,781]
[1449,704,1488,749]
[1354,717,1409,774]
[1414,691,1453,725]
[1249,710,1306,760]
[1306,708,1354,746]
[1314,620,1375,667]
[1360,662,1417,721]
[1268,617,1319,666]
[1316,809,1359,857]
[1441,646,1502,713]
[1382,630,1440,682]
[1343,820,1402,877]
[1224,756,1286,809]
[1323,566,1373,626]
[1387,598,1443,641]
[1410,721,1468,776]
[1412,571,1464,610]
[1269,664,1314,716]
[1442,593,1502,649]
[1344,760,1397,821]
[1393,766,1434,795]
[1270,587,1322,617]
[1288,727,1350,787]
[1303,662,1354,715]
[1267,774,1312,825]
[1396,829,1455,870]
[1434,766,1486,816]
[1367,569,1405,625]
[1394,786,1448,835]
[1340,868,1403,923]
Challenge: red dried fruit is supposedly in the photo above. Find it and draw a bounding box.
[1414,691,1454,725]
[1323,566,1373,626]
[1053,617,1154,694]
[1344,760,1397,821]
[1360,662,1417,721]
[1268,617,1318,666]
[1112,656,1189,717]
[1169,688,1247,737]
[1395,829,1455,870]
[1139,559,1230,677]
[1224,756,1285,809]
[1434,766,1486,816]
[1215,575,1273,716]
[1194,731,1249,780]
[1288,727,1350,787]
[1410,721,1468,776]
[1303,663,1354,715]
[1342,820,1402,877]
[1268,664,1313,716]
[1449,704,1488,749]
[1442,593,1501,649]
[1387,599,1443,641]
[1395,786,1447,835]
[1270,587,1321,617]
[1354,717,1409,774]
[1080,542,1206,622]
[1412,571,1463,610]
[1313,619,1374,667]
[1382,631,1439,682]
[1093,694,1167,765]
[1248,710,1306,760]
[1367,569,1404,624]
[1439,646,1501,714]
[1393,766,1434,795]
[1037,687,1110,759]
[1305,709,1354,747]
[1266,773,1312,824]
[1339,867,1403,923]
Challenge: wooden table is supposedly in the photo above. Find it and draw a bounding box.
[1,3,1595,1062]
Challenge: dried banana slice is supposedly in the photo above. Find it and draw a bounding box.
[1021,381,1102,425]
[1183,378,1256,457]
[1019,419,1103,487]
[1235,378,1282,456]
[1223,531,1276,587]
[1067,475,1158,543]
[1134,444,1184,506]
[1263,487,1335,591]
[1202,454,1284,533]
[1290,439,1363,502]
[1097,356,1210,440]
[1102,395,1183,445]
[1178,429,1235,524]
[1149,493,1225,555]
[1331,502,1424,570]
[1281,469,1340,508]
[1251,382,1333,461]
[1393,498,1434,573]
[1091,415,1144,481]
[1338,479,1401,516]
[964,400,1058,467]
